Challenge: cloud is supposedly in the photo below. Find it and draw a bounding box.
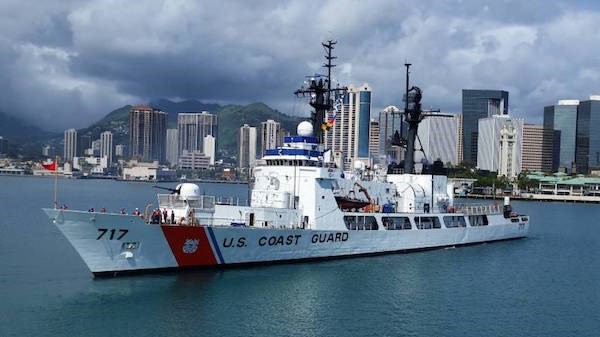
[0,0,600,130]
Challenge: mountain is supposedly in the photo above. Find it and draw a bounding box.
[216,102,303,157]
[0,110,57,143]
[150,99,222,127]
[0,110,59,159]
[77,105,132,146]
[77,100,304,157]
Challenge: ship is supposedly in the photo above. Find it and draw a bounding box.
[43,42,529,276]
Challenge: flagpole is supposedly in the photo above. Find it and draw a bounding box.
[54,155,58,209]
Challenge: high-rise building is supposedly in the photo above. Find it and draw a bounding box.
[238,124,257,169]
[369,119,381,164]
[78,135,91,156]
[462,89,509,165]
[522,124,543,172]
[324,83,371,170]
[522,124,558,173]
[477,115,523,174]
[575,96,600,173]
[64,128,78,163]
[378,106,406,165]
[416,114,459,166]
[203,135,216,166]
[544,100,578,172]
[260,119,281,157]
[457,113,463,164]
[100,131,113,164]
[177,112,218,156]
[166,129,179,167]
[0,136,6,156]
[129,104,167,163]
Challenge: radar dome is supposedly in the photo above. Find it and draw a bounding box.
[297,121,313,137]
[177,183,201,200]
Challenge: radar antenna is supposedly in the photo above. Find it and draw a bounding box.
[294,40,347,142]
[398,64,453,173]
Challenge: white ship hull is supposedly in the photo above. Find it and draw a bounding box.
[44,209,529,276]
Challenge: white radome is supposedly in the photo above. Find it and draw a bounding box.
[297,121,313,137]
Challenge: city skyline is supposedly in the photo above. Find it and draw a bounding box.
[2,1,600,132]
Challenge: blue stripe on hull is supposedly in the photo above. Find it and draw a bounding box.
[207,227,225,264]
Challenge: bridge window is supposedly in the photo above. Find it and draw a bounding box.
[443,216,467,228]
[468,215,488,226]
[382,217,411,230]
[344,215,379,230]
[415,216,441,229]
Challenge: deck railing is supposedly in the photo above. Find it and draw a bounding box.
[454,203,502,215]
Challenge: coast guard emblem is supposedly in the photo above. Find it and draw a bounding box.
[182,239,200,254]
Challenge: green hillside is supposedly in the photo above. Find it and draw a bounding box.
[75,100,304,159]
[217,102,304,157]
[78,105,132,146]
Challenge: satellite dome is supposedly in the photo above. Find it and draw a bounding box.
[297,121,313,137]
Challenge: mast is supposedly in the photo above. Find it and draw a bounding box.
[401,65,445,174]
[294,40,347,143]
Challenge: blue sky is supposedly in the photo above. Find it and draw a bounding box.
[1,0,600,130]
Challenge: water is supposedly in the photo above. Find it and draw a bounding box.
[0,176,598,337]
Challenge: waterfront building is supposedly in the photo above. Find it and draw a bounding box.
[72,155,109,174]
[63,128,78,163]
[203,135,216,166]
[324,83,371,170]
[129,104,167,163]
[415,113,458,166]
[462,89,509,165]
[238,124,257,169]
[369,119,381,164]
[166,129,178,167]
[121,160,177,181]
[179,150,211,170]
[544,100,578,173]
[100,131,113,164]
[477,115,523,174]
[575,96,600,174]
[42,145,56,158]
[177,112,218,156]
[115,144,126,158]
[261,119,281,157]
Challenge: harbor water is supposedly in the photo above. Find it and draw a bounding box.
[0,176,598,337]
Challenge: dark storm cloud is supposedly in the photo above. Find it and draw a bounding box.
[1,0,600,130]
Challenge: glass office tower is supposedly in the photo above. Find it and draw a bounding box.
[461,89,509,165]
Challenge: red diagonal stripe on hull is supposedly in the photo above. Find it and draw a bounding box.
[161,226,218,267]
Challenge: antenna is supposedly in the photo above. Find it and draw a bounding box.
[294,40,347,143]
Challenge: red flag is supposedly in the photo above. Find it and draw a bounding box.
[41,160,56,171]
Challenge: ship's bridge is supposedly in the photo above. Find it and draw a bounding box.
[261,135,330,167]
